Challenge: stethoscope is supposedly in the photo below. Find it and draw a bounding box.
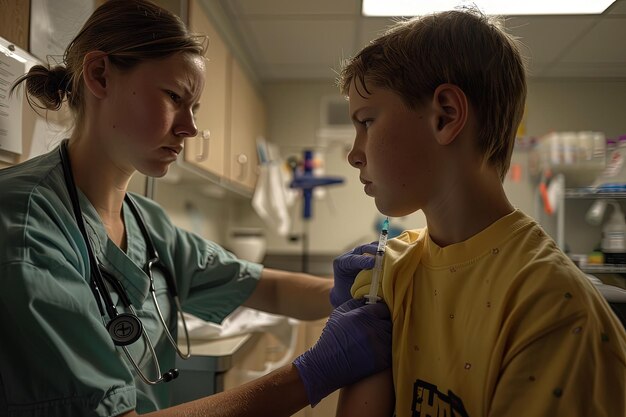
[59,140,191,385]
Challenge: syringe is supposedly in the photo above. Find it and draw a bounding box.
[365,217,389,304]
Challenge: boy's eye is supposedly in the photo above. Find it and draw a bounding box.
[360,119,373,129]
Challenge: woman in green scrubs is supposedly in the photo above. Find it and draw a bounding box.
[0,1,392,415]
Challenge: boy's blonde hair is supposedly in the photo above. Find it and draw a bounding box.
[339,9,527,181]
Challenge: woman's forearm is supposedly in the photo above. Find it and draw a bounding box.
[244,268,333,320]
[126,364,308,417]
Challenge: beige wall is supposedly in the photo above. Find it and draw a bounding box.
[525,79,626,138]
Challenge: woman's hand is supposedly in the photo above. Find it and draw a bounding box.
[293,298,392,406]
[330,243,377,307]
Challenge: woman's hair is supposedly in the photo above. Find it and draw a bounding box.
[339,9,527,181]
[11,0,206,132]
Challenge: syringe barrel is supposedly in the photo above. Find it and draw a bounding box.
[376,231,388,253]
[373,253,384,271]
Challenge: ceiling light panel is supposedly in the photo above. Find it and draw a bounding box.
[362,0,617,16]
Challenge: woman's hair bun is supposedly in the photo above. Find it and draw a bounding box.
[48,66,71,93]
[23,64,71,110]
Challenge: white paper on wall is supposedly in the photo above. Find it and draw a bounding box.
[30,0,95,63]
[0,42,26,155]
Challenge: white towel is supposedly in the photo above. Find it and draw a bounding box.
[252,141,295,236]
[180,307,296,347]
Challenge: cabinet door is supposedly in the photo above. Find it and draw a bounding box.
[184,0,227,178]
[0,0,29,50]
[227,59,266,191]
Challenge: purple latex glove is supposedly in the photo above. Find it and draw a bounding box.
[330,243,377,308]
[293,298,392,406]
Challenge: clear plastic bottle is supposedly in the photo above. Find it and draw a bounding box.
[617,135,626,183]
[593,138,622,187]
[602,201,626,264]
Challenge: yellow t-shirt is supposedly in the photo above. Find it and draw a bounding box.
[352,210,626,417]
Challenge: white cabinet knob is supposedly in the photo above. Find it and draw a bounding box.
[236,153,248,180]
[195,129,211,162]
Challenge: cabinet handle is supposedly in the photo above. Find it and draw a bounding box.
[236,153,248,180]
[195,130,211,162]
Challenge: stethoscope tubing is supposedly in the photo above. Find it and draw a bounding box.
[59,140,119,321]
[58,140,190,383]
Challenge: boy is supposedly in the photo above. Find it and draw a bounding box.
[334,8,626,417]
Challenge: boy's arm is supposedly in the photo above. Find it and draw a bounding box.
[336,370,395,417]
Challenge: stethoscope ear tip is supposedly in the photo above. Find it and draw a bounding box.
[163,368,179,382]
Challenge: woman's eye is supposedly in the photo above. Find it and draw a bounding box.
[361,119,373,129]
[166,90,181,103]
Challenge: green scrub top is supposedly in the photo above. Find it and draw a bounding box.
[0,145,263,416]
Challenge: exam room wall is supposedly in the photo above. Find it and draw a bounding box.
[228,78,626,257]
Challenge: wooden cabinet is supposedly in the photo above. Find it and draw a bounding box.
[0,0,30,50]
[184,0,228,179]
[181,0,265,195]
[226,59,266,191]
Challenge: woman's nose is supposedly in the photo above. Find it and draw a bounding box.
[173,109,198,138]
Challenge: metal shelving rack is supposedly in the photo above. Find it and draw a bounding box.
[579,264,626,274]
[564,189,626,200]
[561,186,626,274]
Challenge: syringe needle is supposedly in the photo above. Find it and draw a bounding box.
[366,217,389,304]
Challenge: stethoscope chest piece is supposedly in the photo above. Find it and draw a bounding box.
[107,312,143,346]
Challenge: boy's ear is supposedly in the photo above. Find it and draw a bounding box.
[82,51,111,100]
[430,83,468,146]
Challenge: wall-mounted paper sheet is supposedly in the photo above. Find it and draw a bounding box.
[30,0,95,63]
[0,41,26,155]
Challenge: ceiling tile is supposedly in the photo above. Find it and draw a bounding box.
[505,16,597,65]
[560,18,626,63]
[358,17,398,48]
[262,63,346,80]
[607,0,626,15]
[245,19,356,65]
[231,0,359,16]
[210,1,626,81]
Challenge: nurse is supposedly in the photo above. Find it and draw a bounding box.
[0,0,391,416]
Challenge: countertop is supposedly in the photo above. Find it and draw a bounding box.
[176,333,257,373]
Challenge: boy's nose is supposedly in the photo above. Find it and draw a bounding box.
[347,145,365,168]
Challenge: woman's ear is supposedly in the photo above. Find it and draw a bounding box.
[82,51,111,100]
[430,83,468,146]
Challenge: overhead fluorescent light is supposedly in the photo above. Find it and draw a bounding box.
[362,0,617,16]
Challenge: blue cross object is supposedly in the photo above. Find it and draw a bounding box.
[289,150,344,219]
